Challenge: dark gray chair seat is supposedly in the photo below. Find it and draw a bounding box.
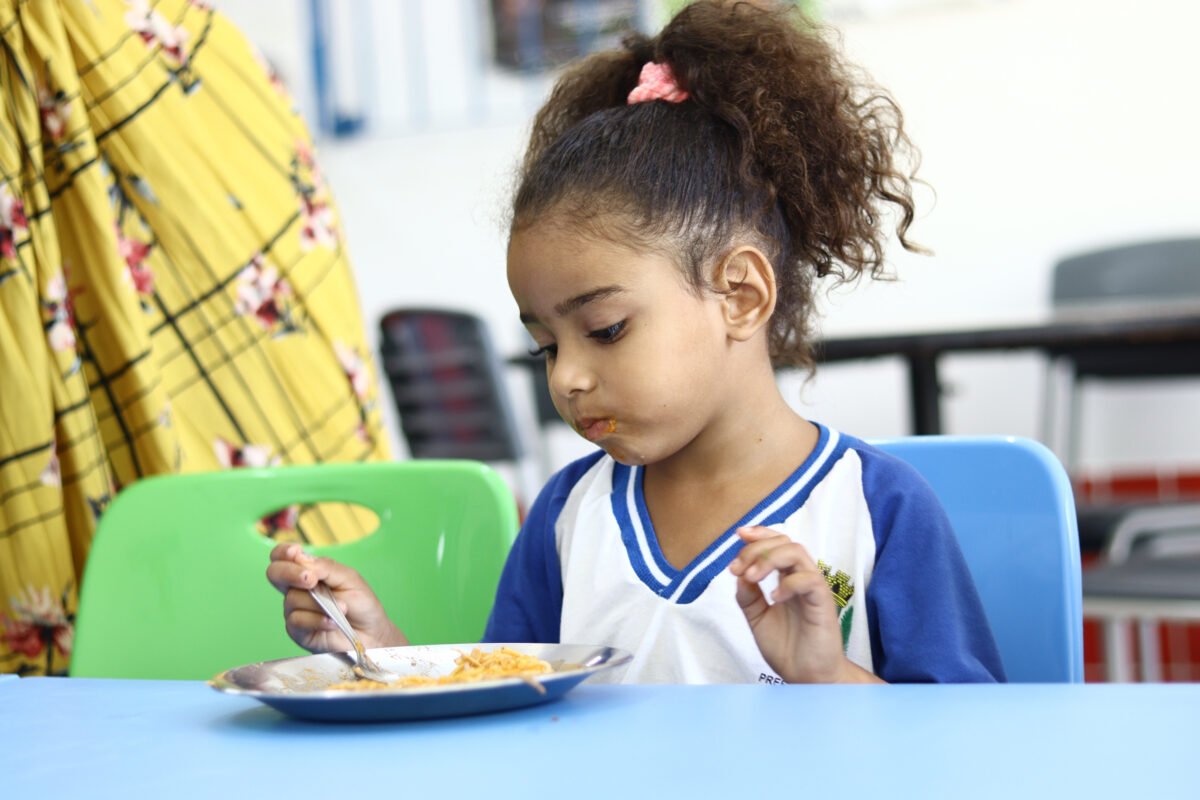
[1084,557,1200,601]
[1080,502,1200,680]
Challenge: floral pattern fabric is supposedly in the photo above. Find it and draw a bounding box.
[0,0,390,676]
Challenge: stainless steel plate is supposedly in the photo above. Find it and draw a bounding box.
[209,642,631,722]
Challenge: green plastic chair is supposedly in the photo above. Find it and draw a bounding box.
[70,461,518,680]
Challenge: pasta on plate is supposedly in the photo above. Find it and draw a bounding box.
[328,647,554,691]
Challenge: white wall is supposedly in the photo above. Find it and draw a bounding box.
[223,0,1200,478]
[815,0,1200,474]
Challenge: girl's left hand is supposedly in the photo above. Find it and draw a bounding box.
[729,526,881,684]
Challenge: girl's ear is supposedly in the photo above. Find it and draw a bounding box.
[713,246,776,342]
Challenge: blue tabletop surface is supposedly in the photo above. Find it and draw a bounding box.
[4,678,1199,799]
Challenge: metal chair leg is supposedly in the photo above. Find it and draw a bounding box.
[1137,620,1162,682]
[1104,618,1134,682]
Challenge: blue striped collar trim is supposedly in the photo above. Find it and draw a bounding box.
[609,423,845,603]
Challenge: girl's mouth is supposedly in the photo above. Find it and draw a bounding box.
[577,417,617,442]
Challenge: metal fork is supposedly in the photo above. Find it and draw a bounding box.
[308,581,398,683]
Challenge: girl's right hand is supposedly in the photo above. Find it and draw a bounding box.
[265,543,408,654]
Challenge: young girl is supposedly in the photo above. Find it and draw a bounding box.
[268,0,1004,684]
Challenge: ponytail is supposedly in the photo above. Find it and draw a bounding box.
[513,0,922,370]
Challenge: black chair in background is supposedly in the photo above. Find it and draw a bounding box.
[378,308,524,463]
[1082,502,1200,681]
[1044,236,1200,520]
[1042,236,1200,680]
[1052,237,1200,305]
[1044,236,1200,470]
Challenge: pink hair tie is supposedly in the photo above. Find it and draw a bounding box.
[627,62,689,105]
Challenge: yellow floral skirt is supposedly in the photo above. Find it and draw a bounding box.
[0,0,390,675]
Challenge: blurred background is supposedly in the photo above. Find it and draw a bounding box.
[221,0,1200,486]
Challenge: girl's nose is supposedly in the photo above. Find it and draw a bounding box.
[548,347,596,399]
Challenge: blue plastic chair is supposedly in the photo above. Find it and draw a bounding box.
[873,436,1084,683]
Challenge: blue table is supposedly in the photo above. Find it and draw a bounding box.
[3,677,1198,798]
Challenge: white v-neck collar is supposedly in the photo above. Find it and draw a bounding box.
[609,423,844,604]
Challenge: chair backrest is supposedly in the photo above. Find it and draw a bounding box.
[1052,237,1200,308]
[873,436,1084,683]
[1047,237,1200,454]
[379,308,524,462]
[71,461,518,680]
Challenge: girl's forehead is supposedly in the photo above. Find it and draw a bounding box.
[507,224,688,309]
[510,219,626,256]
[509,224,646,282]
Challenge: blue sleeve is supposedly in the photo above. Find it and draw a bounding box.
[859,448,1007,683]
[482,452,604,644]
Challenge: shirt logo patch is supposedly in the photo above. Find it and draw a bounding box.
[818,559,856,650]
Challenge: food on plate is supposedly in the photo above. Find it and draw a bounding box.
[327,647,553,691]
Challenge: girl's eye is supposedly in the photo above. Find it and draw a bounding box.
[588,321,626,343]
[528,343,558,360]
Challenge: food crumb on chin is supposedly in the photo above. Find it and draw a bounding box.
[605,419,617,434]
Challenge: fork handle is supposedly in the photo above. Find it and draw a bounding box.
[309,583,367,661]
[308,582,395,683]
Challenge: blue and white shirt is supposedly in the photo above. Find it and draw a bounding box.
[484,423,1004,684]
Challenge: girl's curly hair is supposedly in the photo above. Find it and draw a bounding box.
[512,0,922,369]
